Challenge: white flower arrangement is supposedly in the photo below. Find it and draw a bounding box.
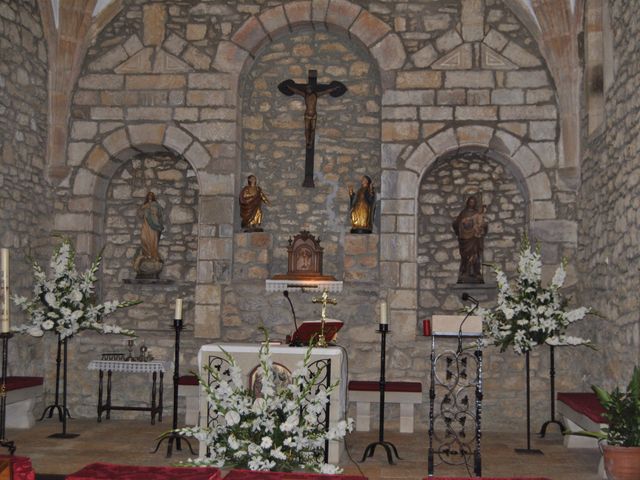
[178,334,353,473]
[475,237,592,355]
[13,238,138,340]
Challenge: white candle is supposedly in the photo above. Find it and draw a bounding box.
[1,248,9,333]
[174,298,183,320]
[380,300,388,325]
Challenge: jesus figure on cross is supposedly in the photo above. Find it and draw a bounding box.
[278,69,347,187]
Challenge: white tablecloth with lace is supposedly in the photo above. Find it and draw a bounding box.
[88,360,172,373]
[87,360,172,424]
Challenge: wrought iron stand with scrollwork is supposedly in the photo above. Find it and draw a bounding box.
[428,334,482,477]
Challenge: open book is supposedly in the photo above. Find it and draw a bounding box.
[290,319,344,346]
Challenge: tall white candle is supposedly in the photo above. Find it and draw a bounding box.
[380,300,388,325]
[174,298,183,320]
[1,248,9,333]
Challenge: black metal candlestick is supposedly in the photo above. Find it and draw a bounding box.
[539,346,564,437]
[49,337,78,438]
[515,351,542,454]
[153,318,195,457]
[361,323,400,464]
[0,332,16,454]
[39,336,71,422]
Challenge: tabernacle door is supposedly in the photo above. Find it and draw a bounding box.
[197,343,346,464]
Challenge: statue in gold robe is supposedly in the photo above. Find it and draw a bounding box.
[239,175,270,232]
[348,175,375,234]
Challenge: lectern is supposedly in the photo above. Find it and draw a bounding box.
[427,315,483,477]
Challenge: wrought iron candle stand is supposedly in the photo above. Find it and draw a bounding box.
[361,323,400,464]
[538,345,564,437]
[428,334,482,476]
[0,332,16,454]
[39,336,72,423]
[153,318,195,457]
[515,351,542,454]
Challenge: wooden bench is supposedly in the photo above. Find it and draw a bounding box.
[557,392,607,448]
[348,380,422,433]
[178,374,199,425]
[4,376,43,429]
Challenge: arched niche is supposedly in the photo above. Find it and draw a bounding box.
[417,150,528,320]
[239,27,382,275]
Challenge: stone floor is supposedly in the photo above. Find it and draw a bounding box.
[8,418,600,479]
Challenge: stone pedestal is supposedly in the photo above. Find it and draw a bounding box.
[343,234,378,282]
[233,232,272,279]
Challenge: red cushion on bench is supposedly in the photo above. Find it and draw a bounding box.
[348,380,421,393]
[557,392,607,424]
[178,375,199,386]
[4,376,43,391]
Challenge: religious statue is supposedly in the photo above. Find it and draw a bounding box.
[278,69,347,187]
[348,175,376,234]
[133,191,164,279]
[452,195,488,284]
[239,174,270,232]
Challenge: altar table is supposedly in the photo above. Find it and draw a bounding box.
[198,343,347,464]
[87,360,171,424]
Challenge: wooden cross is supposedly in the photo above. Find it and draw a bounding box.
[278,70,347,188]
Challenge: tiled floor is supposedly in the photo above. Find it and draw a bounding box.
[8,418,600,479]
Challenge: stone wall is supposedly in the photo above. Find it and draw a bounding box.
[578,0,640,388]
[42,0,583,432]
[0,0,50,376]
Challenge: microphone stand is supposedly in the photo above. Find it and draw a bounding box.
[283,290,300,346]
[458,293,479,354]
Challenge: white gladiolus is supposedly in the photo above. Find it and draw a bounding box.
[177,332,352,473]
[469,237,591,355]
[12,238,138,340]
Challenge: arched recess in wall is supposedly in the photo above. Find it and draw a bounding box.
[416,147,528,321]
[238,26,382,274]
[69,124,215,330]
[214,1,403,275]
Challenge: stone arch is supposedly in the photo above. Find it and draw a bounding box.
[402,126,556,217]
[65,123,226,338]
[212,1,406,76]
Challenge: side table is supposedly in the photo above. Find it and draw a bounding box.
[87,360,172,425]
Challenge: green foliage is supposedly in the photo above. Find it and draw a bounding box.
[594,366,640,447]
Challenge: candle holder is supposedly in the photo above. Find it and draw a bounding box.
[361,323,400,464]
[0,332,15,454]
[153,318,195,457]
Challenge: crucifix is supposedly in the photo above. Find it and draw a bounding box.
[278,69,347,188]
[312,290,338,347]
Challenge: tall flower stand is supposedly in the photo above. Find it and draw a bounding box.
[48,337,78,439]
[538,346,564,437]
[0,333,16,454]
[39,336,72,423]
[515,351,542,454]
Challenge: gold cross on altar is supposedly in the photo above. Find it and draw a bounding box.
[312,290,337,321]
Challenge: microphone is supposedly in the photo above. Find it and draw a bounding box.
[458,292,479,353]
[283,290,299,346]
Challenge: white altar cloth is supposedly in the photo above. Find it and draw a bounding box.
[197,343,347,464]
